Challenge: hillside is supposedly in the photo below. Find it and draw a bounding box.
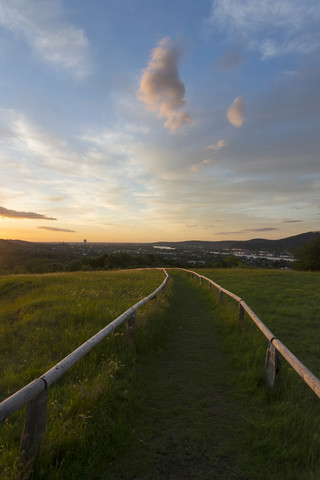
[0,232,319,273]
[154,231,320,254]
[2,269,320,479]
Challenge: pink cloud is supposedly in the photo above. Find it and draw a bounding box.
[227,96,245,127]
[137,37,194,134]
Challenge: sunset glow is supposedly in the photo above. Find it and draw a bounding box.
[1,0,319,243]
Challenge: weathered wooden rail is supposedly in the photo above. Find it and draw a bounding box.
[177,267,320,399]
[0,268,169,461]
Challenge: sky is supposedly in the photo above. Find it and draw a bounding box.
[0,0,319,243]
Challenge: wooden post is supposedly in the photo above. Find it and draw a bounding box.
[126,311,136,337]
[219,290,223,304]
[200,277,203,286]
[238,303,244,322]
[265,340,280,387]
[20,387,48,461]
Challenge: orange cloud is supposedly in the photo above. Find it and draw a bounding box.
[137,37,194,133]
[227,97,245,127]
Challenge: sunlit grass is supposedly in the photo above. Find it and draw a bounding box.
[2,268,320,479]
[0,270,164,399]
[197,268,320,373]
[0,269,166,479]
[193,268,320,478]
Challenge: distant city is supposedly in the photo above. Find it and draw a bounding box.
[0,231,319,274]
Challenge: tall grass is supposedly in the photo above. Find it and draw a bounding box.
[0,269,166,479]
[2,268,320,479]
[198,268,320,372]
[195,268,320,478]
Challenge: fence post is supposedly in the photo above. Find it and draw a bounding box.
[238,303,244,322]
[200,277,203,286]
[265,340,280,387]
[219,290,223,304]
[20,387,48,461]
[126,311,136,337]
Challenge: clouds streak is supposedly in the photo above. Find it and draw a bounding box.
[209,0,320,58]
[205,140,227,151]
[0,206,56,220]
[0,0,90,77]
[137,37,194,133]
[191,140,227,172]
[38,226,75,232]
[216,227,278,236]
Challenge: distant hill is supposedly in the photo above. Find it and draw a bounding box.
[153,231,320,254]
[1,232,320,273]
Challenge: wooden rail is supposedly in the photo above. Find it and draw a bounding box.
[177,268,320,399]
[0,268,169,460]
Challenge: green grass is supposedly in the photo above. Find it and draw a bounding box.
[193,268,320,478]
[0,270,164,399]
[197,268,320,373]
[1,268,320,479]
[35,269,320,479]
[91,271,260,480]
[0,269,166,479]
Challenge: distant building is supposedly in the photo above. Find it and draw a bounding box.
[83,239,87,244]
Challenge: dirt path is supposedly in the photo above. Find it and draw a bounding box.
[102,272,254,479]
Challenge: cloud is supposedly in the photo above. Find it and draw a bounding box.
[0,0,90,77]
[190,140,227,172]
[48,196,66,202]
[209,0,320,58]
[283,219,303,223]
[205,140,227,151]
[227,97,245,127]
[217,227,278,235]
[163,112,194,133]
[190,164,202,173]
[38,226,75,232]
[2,109,88,176]
[0,205,56,220]
[191,140,227,172]
[191,158,215,173]
[0,109,157,227]
[137,37,194,133]
[250,227,278,232]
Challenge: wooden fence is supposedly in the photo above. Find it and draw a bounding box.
[177,268,320,399]
[0,268,169,461]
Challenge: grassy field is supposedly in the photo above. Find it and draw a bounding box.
[194,268,320,478]
[0,269,166,479]
[197,268,320,373]
[1,267,320,479]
